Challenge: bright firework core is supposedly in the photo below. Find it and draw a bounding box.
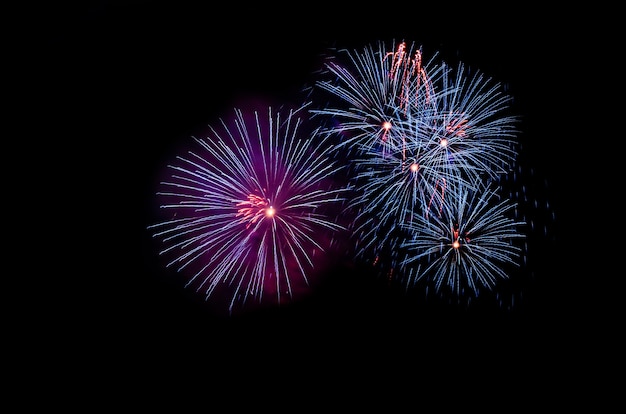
[236,194,274,228]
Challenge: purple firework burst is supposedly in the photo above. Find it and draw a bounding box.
[148,104,348,314]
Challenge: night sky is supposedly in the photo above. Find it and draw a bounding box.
[30,1,599,407]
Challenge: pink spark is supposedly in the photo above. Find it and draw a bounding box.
[236,193,274,228]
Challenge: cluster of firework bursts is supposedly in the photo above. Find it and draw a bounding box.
[149,40,538,314]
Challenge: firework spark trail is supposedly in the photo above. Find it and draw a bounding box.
[148,104,348,313]
[383,40,434,114]
[399,182,526,297]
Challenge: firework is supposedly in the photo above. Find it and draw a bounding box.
[310,40,522,283]
[148,104,348,314]
[310,40,442,155]
[308,40,443,269]
[399,182,526,298]
[402,59,520,185]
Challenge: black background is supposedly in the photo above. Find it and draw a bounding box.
[27,1,604,408]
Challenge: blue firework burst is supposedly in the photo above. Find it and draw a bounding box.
[310,40,523,287]
[399,182,526,298]
[310,40,443,155]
